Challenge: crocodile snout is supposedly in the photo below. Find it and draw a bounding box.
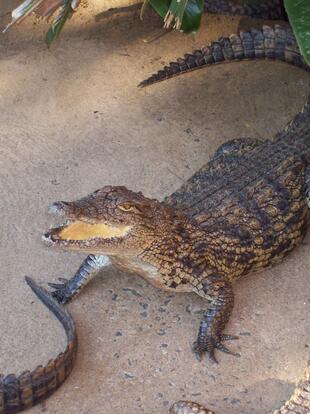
[48,201,70,215]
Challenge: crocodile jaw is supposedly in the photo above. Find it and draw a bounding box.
[43,220,132,251]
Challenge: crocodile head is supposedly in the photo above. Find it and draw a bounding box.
[43,186,181,256]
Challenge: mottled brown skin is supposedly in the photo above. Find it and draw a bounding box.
[0,278,77,414]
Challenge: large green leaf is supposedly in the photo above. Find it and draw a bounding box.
[181,0,204,33]
[146,0,203,33]
[284,0,310,65]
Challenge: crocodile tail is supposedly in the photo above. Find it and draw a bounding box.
[138,25,310,88]
[204,0,286,20]
[170,359,310,414]
[0,277,77,414]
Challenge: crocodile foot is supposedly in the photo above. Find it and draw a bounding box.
[192,333,240,363]
[48,278,72,304]
[193,274,240,363]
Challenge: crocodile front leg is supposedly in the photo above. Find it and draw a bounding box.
[193,274,239,363]
[48,254,110,304]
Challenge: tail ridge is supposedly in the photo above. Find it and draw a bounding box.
[139,25,310,88]
[0,277,77,414]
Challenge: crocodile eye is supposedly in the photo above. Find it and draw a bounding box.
[118,203,135,212]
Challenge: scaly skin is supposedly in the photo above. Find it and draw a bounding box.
[204,0,286,20]
[0,278,77,414]
[138,25,309,88]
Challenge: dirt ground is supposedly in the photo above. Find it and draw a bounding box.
[0,2,309,414]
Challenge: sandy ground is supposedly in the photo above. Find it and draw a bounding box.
[0,3,309,414]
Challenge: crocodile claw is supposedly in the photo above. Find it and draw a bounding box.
[216,342,240,357]
[192,340,218,363]
[48,278,71,304]
[192,334,240,363]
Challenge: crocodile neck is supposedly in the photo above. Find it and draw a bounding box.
[110,219,216,291]
[121,218,261,287]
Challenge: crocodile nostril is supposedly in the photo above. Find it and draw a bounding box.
[48,201,69,215]
[42,231,53,243]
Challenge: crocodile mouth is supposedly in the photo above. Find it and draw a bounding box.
[43,220,132,247]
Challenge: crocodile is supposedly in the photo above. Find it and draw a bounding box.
[39,23,310,413]
[0,277,77,414]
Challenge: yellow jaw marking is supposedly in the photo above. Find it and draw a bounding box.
[58,221,131,240]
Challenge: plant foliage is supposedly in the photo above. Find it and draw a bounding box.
[284,0,310,65]
[2,0,310,62]
[143,0,204,33]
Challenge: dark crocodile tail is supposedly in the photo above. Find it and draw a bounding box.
[138,25,310,87]
[0,277,77,414]
[204,0,286,20]
[170,359,310,413]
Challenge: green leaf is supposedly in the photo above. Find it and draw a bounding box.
[284,0,310,65]
[163,0,188,30]
[180,0,203,33]
[147,0,203,33]
[146,0,170,21]
[45,0,73,46]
